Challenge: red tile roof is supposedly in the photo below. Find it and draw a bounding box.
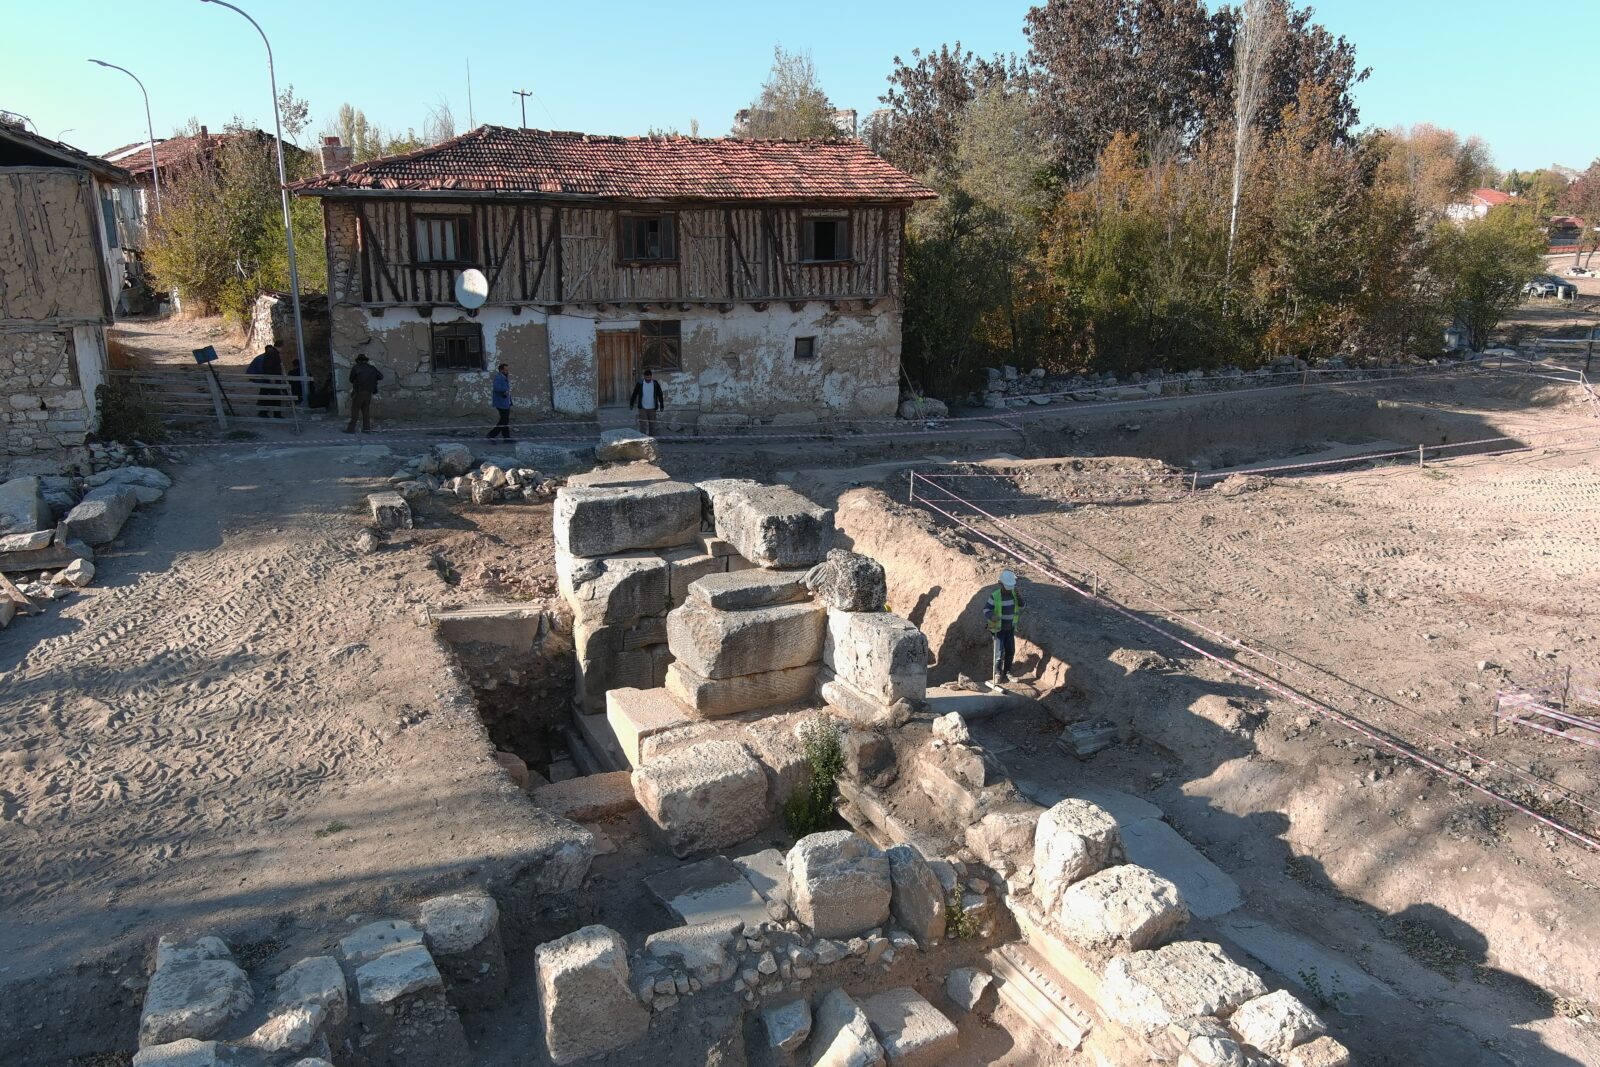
[1471,187,1514,207]
[290,126,936,203]
[102,128,297,178]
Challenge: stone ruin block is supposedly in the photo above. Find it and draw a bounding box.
[808,987,886,1067]
[573,621,659,714]
[661,544,727,606]
[553,480,700,557]
[644,916,744,987]
[886,843,947,947]
[366,491,412,530]
[64,484,137,545]
[1054,864,1189,954]
[557,550,669,627]
[238,954,347,1059]
[0,476,49,535]
[129,1040,236,1066]
[804,548,888,612]
[595,427,659,463]
[786,831,892,939]
[699,478,835,568]
[632,738,771,856]
[1032,799,1123,914]
[1285,1036,1352,1067]
[138,936,254,1048]
[862,987,960,1067]
[535,925,651,1065]
[964,804,1043,875]
[1099,941,1269,1037]
[761,996,813,1055]
[606,687,698,768]
[666,658,819,718]
[667,598,825,680]
[823,609,928,706]
[945,968,996,1016]
[530,770,639,821]
[689,567,811,610]
[349,944,469,1066]
[820,672,914,730]
[339,920,424,966]
[743,712,811,812]
[1230,989,1327,1059]
[417,891,508,1012]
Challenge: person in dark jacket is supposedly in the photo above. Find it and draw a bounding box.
[628,367,665,435]
[488,363,512,440]
[344,355,383,433]
[246,344,286,418]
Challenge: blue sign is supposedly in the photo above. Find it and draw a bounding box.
[192,345,219,365]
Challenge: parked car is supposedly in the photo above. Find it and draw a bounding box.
[1524,280,1557,297]
[1524,276,1577,298]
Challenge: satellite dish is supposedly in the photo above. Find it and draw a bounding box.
[455,268,489,310]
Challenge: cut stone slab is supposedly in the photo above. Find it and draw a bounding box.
[557,550,669,627]
[573,703,628,771]
[744,713,811,812]
[1099,941,1269,1036]
[885,843,946,947]
[353,944,445,1005]
[64,485,136,545]
[433,443,475,476]
[139,956,255,1047]
[0,476,48,535]
[0,529,52,552]
[667,598,825,680]
[689,567,811,610]
[1285,1036,1352,1067]
[1054,864,1189,953]
[823,610,928,706]
[925,685,1035,723]
[1215,916,1391,997]
[254,955,346,1054]
[367,491,412,530]
[130,1040,230,1066]
[644,916,744,986]
[554,480,699,556]
[1230,989,1326,1059]
[762,996,813,1054]
[1120,817,1242,920]
[666,658,819,717]
[606,687,699,769]
[338,919,424,966]
[732,848,790,906]
[417,891,507,1011]
[530,770,638,821]
[154,935,233,970]
[803,548,888,612]
[595,428,659,463]
[700,478,835,568]
[0,540,84,574]
[809,987,886,1067]
[862,988,960,1067]
[964,804,1042,873]
[945,968,996,1015]
[53,557,95,587]
[535,925,651,1065]
[821,674,914,730]
[632,739,771,856]
[787,831,892,939]
[662,544,726,606]
[1032,799,1123,914]
[515,440,593,474]
[645,855,770,928]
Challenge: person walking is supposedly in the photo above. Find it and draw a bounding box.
[488,363,513,440]
[983,568,1022,690]
[343,355,383,434]
[246,344,286,418]
[629,367,665,435]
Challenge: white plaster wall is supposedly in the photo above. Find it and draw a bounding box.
[549,314,598,416]
[70,324,107,431]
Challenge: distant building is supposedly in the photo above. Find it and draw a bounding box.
[1444,187,1515,222]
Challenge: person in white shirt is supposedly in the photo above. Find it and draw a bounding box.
[629,367,666,435]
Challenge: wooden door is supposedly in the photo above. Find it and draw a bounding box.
[596,330,639,408]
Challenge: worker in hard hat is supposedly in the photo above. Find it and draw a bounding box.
[983,569,1022,690]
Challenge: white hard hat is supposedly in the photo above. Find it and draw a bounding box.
[1000,569,1017,588]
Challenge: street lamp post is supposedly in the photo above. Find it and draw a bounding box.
[87,59,163,217]
[199,0,309,409]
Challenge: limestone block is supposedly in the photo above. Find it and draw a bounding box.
[885,843,946,946]
[662,544,725,606]
[242,955,347,1055]
[804,549,888,612]
[0,528,52,552]
[418,891,508,1011]
[1032,799,1123,913]
[1099,941,1269,1036]
[530,770,639,821]
[139,955,254,1047]
[535,925,651,1065]
[433,443,475,476]
[744,712,811,812]
[733,848,790,906]
[667,598,825,680]
[964,804,1042,873]
[762,996,813,1054]
[808,987,886,1067]
[64,485,136,544]
[595,428,659,463]
[644,916,744,986]
[862,988,960,1067]
[689,567,811,610]
[931,712,970,744]
[945,968,996,1015]
[0,476,48,534]
[842,729,896,788]
[87,465,171,490]
[898,397,948,419]
[1055,864,1189,953]
[557,550,669,627]
[606,687,698,768]
[821,675,914,730]
[823,610,928,705]
[1284,1036,1351,1067]
[493,751,530,790]
[339,920,424,966]
[786,831,892,939]
[154,936,233,970]
[367,491,412,530]
[573,621,657,713]
[130,1041,232,1066]
[353,945,470,1065]
[515,440,593,473]
[354,945,445,1004]
[632,739,771,857]
[554,480,700,557]
[666,658,819,717]
[700,478,835,568]
[1230,989,1327,1059]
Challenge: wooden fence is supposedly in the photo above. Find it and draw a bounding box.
[110,366,305,431]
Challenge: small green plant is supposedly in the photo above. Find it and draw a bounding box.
[314,820,350,838]
[95,381,166,443]
[944,890,976,940]
[785,715,844,837]
[1298,966,1348,1012]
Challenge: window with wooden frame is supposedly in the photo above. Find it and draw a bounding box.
[619,213,677,263]
[800,216,851,263]
[641,321,682,370]
[793,336,817,361]
[431,321,484,372]
[413,213,474,264]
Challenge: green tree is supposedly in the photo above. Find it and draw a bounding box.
[1558,159,1600,268]
[1431,205,1547,350]
[737,46,841,139]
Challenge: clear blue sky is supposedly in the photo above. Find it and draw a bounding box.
[2,0,1593,173]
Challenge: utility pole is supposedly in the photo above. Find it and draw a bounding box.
[513,89,532,129]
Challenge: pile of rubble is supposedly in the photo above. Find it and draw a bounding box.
[966,356,1341,410]
[377,440,593,511]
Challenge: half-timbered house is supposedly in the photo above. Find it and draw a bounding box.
[291,127,935,426]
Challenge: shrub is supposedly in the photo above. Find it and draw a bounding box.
[95,381,165,443]
[785,714,844,837]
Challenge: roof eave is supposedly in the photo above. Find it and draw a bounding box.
[292,185,937,203]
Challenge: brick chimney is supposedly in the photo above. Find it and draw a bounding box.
[320,135,353,173]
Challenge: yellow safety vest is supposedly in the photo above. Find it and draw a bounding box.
[987,585,1021,634]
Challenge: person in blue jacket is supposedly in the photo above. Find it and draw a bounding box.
[488,363,512,440]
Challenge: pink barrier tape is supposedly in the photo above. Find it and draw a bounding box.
[906,472,1600,849]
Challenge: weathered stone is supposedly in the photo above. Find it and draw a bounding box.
[248,955,346,1055]
[1231,989,1327,1058]
[823,610,928,705]
[535,925,651,1065]
[645,855,770,928]
[354,944,444,1004]
[744,713,812,811]
[689,567,811,610]
[762,996,813,1053]
[418,891,508,1012]
[821,675,914,730]
[515,440,592,473]
[787,831,892,939]
[0,476,48,534]
[554,480,700,557]
[733,848,790,905]
[666,658,819,717]
[433,443,475,476]
[700,479,835,568]
[339,919,425,966]
[595,428,659,463]
[633,739,770,856]
[842,729,896,788]
[87,466,170,491]
[931,712,970,744]
[809,987,886,1067]
[862,988,959,1067]
[365,491,412,530]
[557,550,669,626]
[606,687,698,768]
[1100,941,1269,1036]
[1055,864,1189,953]
[63,485,136,544]
[885,844,946,946]
[667,598,825,680]
[139,957,254,1047]
[804,549,888,612]
[661,544,725,607]
[644,917,744,986]
[964,804,1041,872]
[944,967,996,1015]
[130,1040,229,1066]
[573,621,658,714]
[530,770,638,821]
[1284,1036,1351,1067]
[353,945,470,1065]
[1032,799,1123,912]
[153,936,232,971]
[0,528,52,552]
[897,397,949,420]
[492,750,530,790]
[52,556,95,587]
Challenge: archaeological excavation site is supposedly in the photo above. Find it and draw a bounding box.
[2,363,1599,1067]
